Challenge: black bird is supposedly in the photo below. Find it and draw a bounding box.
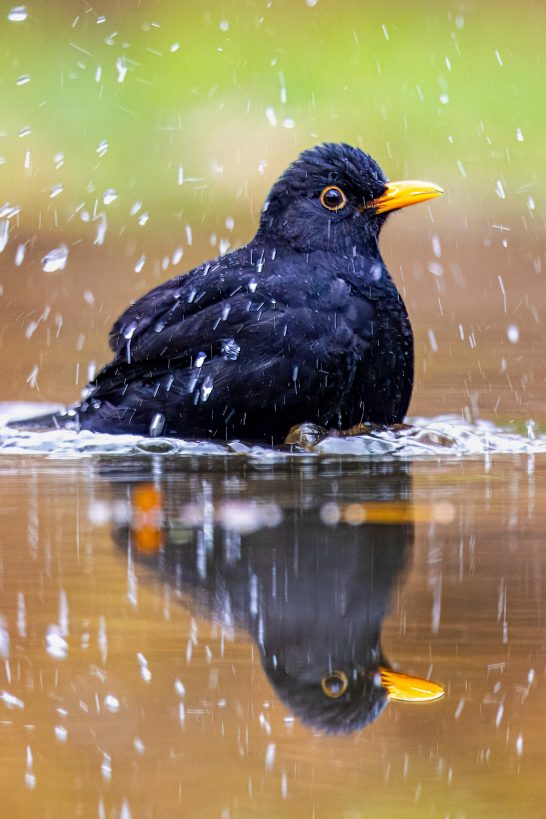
[19,143,442,442]
[108,460,444,734]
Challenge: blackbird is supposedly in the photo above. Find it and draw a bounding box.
[111,461,444,734]
[20,143,442,442]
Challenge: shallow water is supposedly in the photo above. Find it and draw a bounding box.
[1,212,544,818]
[1,403,545,460]
[0,442,545,817]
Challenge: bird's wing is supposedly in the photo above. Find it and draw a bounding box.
[108,249,373,365]
[108,251,260,363]
[90,250,376,413]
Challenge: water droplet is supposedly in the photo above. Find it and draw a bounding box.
[515,127,524,142]
[171,247,183,264]
[102,188,117,205]
[96,139,108,157]
[134,255,146,273]
[200,375,214,402]
[54,725,68,742]
[42,244,69,272]
[16,74,30,86]
[265,742,276,771]
[248,278,258,292]
[219,19,229,31]
[439,94,449,105]
[170,43,180,53]
[428,262,443,276]
[456,159,466,178]
[185,224,192,245]
[49,184,63,199]
[104,694,120,713]
[222,338,240,360]
[428,328,438,352]
[138,212,149,226]
[265,106,277,126]
[283,118,295,128]
[116,57,127,83]
[195,352,206,368]
[18,126,31,138]
[495,179,506,199]
[0,221,9,253]
[15,242,26,266]
[8,5,27,22]
[0,204,20,219]
[45,625,68,659]
[225,216,234,230]
[507,324,519,344]
[94,213,107,245]
[149,413,165,437]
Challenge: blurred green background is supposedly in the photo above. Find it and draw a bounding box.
[0,0,544,420]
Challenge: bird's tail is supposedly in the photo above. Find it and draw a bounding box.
[6,408,80,432]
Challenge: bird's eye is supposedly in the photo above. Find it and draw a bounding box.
[320,185,348,211]
[321,670,349,698]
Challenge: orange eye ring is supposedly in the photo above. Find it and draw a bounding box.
[321,670,349,698]
[320,185,348,211]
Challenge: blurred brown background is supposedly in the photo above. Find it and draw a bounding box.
[1,0,544,423]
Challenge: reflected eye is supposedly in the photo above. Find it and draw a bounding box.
[320,185,348,211]
[321,670,349,698]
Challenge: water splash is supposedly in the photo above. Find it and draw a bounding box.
[0,404,544,460]
[41,244,69,272]
[7,5,27,22]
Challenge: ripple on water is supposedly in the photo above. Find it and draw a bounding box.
[0,403,544,460]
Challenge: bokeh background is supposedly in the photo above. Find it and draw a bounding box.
[1,0,544,423]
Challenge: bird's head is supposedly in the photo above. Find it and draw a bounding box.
[259,142,442,253]
[262,652,445,734]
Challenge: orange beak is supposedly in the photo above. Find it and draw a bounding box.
[379,666,445,702]
[368,180,444,214]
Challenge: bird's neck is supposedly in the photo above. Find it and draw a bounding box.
[251,234,391,285]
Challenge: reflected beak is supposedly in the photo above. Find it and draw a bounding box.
[379,666,445,703]
[368,180,444,214]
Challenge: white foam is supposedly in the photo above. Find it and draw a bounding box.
[0,403,544,459]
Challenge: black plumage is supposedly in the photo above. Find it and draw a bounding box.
[17,143,442,442]
[110,461,414,734]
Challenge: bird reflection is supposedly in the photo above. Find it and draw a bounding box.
[108,461,443,733]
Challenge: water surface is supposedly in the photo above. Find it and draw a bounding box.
[0,447,544,817]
